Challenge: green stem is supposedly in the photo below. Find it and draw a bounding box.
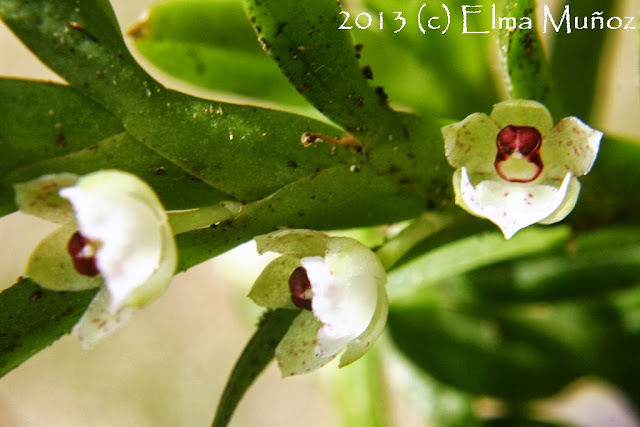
[376,212,453,270]
[168,202,241,234]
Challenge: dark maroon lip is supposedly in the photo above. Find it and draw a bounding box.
[495,125,544,183]
[67,231,100,277]
[289,266,313,311]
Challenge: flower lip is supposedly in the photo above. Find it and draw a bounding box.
[495,125,543,183]
[288,266,313,310]
[67,231,100,277]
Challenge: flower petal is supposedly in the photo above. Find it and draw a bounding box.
[275,310,331,376]
[304,237,384,359]
[442,112,499,174]
[26,225,103,291]
[542,117,602,180]
[458,168,573,239]
[59,170,175,312]
[72,287,136,349]
[248,254,300,309]
[254,229,328,258]
[490,100,554,135]
[14,173,79,224]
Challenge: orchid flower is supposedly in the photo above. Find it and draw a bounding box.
[16,170,177,347]
[249,229,387,376]
[442,100,602,239]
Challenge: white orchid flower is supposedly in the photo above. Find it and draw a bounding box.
[16,170,176,348]
[442,100,602,239]
[250,230,387,376]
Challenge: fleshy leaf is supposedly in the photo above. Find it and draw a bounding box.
[0,278,98,377]
[130,0,309,109]
[212,309,298,427]
[244,0,405,148]
[6,130,233,211]
[248,255,300,309]
[499,0,555,107]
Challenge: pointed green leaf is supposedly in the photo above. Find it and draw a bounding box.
[176,163,425,272]
[363,0,499,118]
[244,0,406,147]
[6,131,232,211]
[212,308,298,427]
[130,0,310,109]
[499,0,557,111]
[387,226,571,302]
[0,278,97,377]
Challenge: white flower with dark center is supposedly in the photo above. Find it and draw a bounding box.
[18,170,176,347]
[442,100,602,239]
[250,230,387,375]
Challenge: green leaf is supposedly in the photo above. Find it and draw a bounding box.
[0,278,98,377]
[176,163,425,272]
[549,0,618,120]
[499,0,557,111]
[362,0,499,118]
[6,131,232,211]
[387,226,571,302]
[130,0,310,109]
[387,300,625,400]
[0,0,158,114]
[466,226,640,302]
[0,79,123,216]
[573,137,640,228]
[212,308,298,427]
[244,0,406,148]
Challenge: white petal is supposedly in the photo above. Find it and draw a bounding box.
[301,256,378,358]
[60,181,164,313]
[459,167,573,239]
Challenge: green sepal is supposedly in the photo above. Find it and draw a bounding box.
[254,229,329,258]
[275,310,330,376]
[14,173,78,224]
[248,254,299,309]
[26,225,104,292]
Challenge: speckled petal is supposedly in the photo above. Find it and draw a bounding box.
[490,100,554,135]
[442,112,499,174]
[458,168,573,239]
[542,117,602,180]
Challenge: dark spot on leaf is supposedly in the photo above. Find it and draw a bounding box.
[375,86,388,106]
[275,22,286,37]
[153,166,166,176]
[57,133,67,148]
[286,160,298,169]
[362,66,374,80]
[356,97,364,107]
[30,289,43,302]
